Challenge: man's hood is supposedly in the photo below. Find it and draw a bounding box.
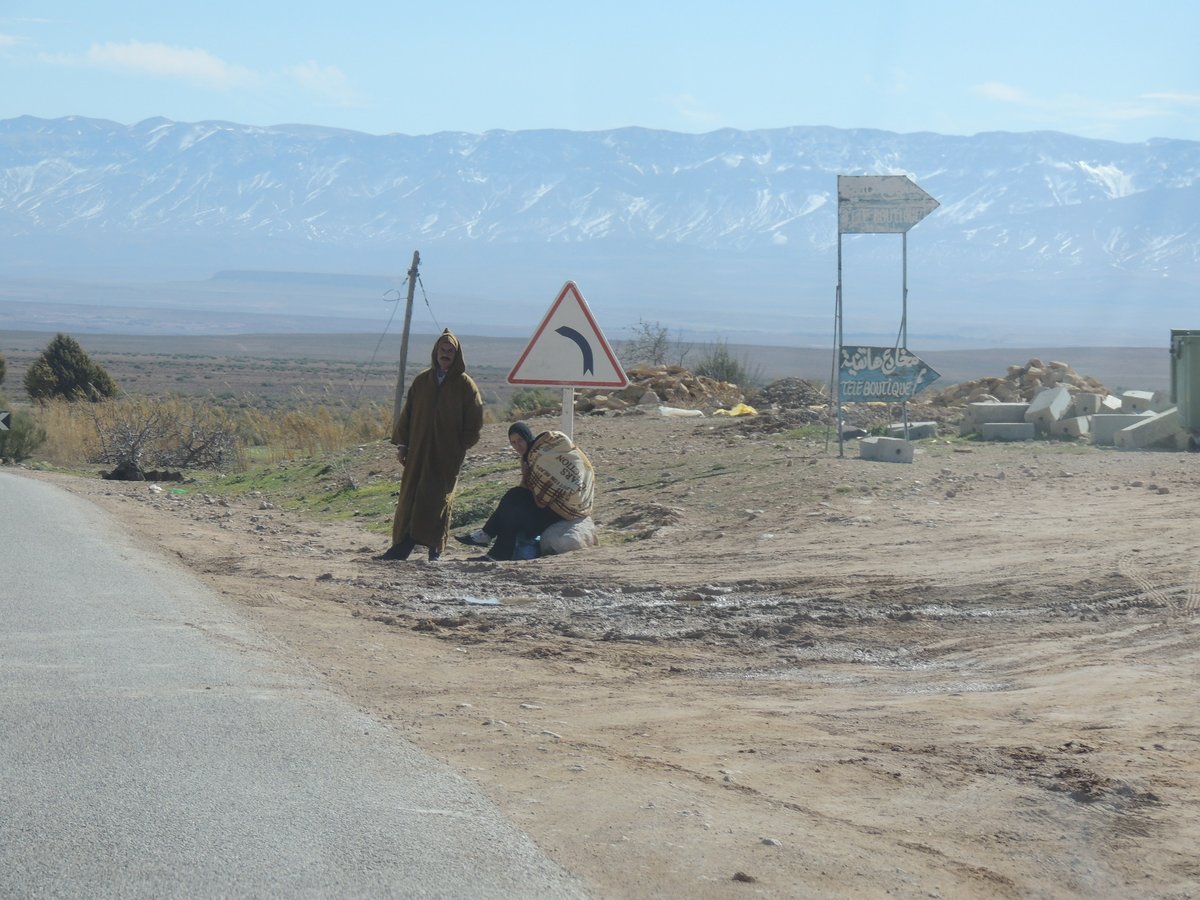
[431,329,466,376]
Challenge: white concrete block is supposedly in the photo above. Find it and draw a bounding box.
[967,402,1029,424]
[885,421,938,440]
[1049,415,1091,439]
[978,422,1036,441]
[1092,412,1153,446]
[1113,407,1183,449]
[1071,393,1103,416]
[1121,390,1156,414]
[1025,386,1072,431]
[859,436,914,463]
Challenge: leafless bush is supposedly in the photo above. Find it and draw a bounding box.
[89,397,237,471]
[623,319,691,368]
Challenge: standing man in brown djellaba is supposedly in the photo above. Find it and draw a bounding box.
[377,329,483,561]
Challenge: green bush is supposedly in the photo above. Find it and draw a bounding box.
[506,387,560,418]
[24,333,117,402]
[692,339,763,393]
[0,393,47,462]
[0,351,7,386]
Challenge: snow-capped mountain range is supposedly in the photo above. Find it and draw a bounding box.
[2,115,1198,345]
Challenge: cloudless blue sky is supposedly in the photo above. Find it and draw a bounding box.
[3,1,1199,142]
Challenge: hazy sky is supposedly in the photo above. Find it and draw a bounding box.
[3,1,1199,142]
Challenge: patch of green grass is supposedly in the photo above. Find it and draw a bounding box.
[450,482,508,528]
[292,478,398,523]
[465,461,520,480]
[185,445,526,535]
[204,459,336,497]
[919,434,976,455]
[1043,438,1094,452]
[188,458,397,533]
[834,484,861,494]
[607,529,652,544]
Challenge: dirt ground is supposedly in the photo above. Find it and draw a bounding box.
[23,412,1200,899]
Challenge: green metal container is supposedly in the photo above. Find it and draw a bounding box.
[1170,329,1200,433]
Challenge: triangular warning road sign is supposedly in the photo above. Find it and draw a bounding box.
[508,282,628,388]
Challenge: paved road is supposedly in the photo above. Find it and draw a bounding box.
[0,472,587,899]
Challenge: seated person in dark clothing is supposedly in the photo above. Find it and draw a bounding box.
[457,421,594,561]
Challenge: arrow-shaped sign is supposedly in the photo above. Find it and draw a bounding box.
[838,346,940,402]
[838,175,938,234]
[0,411,10,431]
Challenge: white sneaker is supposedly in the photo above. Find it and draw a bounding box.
[456,528,491,547]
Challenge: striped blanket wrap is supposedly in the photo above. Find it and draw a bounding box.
[524,431,595,520]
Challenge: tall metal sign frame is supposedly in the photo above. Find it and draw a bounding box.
[835,175,939,456]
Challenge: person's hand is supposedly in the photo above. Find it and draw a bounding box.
[397,446,407,466]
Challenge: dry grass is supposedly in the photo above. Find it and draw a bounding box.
[33,399,101,467]
[237,402,391,463]
[30,396,393,470]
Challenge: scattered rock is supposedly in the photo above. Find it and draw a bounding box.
[577,364,744,414]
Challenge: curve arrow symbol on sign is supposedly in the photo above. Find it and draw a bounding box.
[554,326,595,375]
[0,411,10,431]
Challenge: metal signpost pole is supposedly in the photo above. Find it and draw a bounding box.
[561,387,575,440]
[836,234,845,458]
[901,231,910,438]
[836,175,938,454]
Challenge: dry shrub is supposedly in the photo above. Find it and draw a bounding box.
[35,398,103,466]
[34,396,393,469]
[90,396,238,470]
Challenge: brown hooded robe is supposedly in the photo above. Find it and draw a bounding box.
[390,330,483,552]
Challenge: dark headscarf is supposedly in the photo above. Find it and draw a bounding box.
[508,421,535,453]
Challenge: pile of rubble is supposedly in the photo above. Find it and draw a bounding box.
[922,358,1185,450]
[566,357,1189,450]
[926,358,1111,406]
[957,384,1184,448]
[734,378,832,435]
[753,377,830,409]
[740,378,962,436]
[577,365,744,414]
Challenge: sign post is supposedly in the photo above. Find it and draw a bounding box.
[508,281,628,439]
[835,175,939,456]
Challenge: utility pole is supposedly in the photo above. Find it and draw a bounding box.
[392,250,420,426]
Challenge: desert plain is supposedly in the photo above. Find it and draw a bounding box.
[4,332,1200,898]
[17,414,1200,899]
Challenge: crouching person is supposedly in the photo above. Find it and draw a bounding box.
[458,422,594,561]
